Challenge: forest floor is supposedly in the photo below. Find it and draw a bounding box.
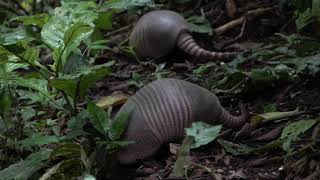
[92,1,320,179]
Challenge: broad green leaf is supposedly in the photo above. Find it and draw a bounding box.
[218,139,255,155]
[68,110,89,130]
[108,105,134,140]
[295,8,313,30]
[11,14,50,28]
[185,122,222,149]
[14,77,64,110]
[250,108,299,124]
[0,42,40,66]
[63,22,94,58]
[50,63,112,100]
[0,149,51,180]
[0,89,13,133]
[18,135,61,150]
[52,22,94,73]
[0,27,34,44]
[173,137,194,177]
[281,119,317,153]
[102,0,155,10]
[41,1,98,49]
[87,101,110,136]
[50,143,81,160]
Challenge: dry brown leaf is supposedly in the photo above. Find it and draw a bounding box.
[96,92,129,109]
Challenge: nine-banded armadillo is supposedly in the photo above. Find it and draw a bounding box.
[114,78,247,164]
[129,10,238,60]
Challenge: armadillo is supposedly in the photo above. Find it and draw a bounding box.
[129,10,238,60]
[114,78,247,164]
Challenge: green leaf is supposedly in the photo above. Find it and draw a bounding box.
[41,1,98,50]
[0,89,13,133]
[185,122,222,149]
[11,13,50,28]
[108,105,134,140]
[87,101,110,136]
[0,149,51,180]
[218,139,255,155]
[281,119,317,153]
[50,143,81,160]
[50,63,112,100]
[102,0,155,10]
[18,135,61,150]
[0,42,40,66]
[68,110,89,130]
[52,22,94,73]
[295,8,313,30]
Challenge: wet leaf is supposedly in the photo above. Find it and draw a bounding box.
[185,122,222,148]
[41,1,98,49]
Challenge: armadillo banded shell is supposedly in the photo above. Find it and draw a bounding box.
[129,10,190,58]
[115,78,246,164]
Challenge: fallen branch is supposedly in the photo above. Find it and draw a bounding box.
[214,6,275,35]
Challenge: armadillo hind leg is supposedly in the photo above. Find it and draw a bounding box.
[116,130,162,164]
[176,33,238,59]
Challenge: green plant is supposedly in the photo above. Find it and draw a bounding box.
[0,0,146,179]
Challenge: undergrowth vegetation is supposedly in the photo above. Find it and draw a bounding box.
[0,0,320,179]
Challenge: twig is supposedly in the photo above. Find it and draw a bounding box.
[214,7,274,35]
[105,24,133,37]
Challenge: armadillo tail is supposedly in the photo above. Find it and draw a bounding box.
[176,33,238,59]
[218,103,248,129]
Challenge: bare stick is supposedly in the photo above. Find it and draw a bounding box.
[214,7,275,35]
